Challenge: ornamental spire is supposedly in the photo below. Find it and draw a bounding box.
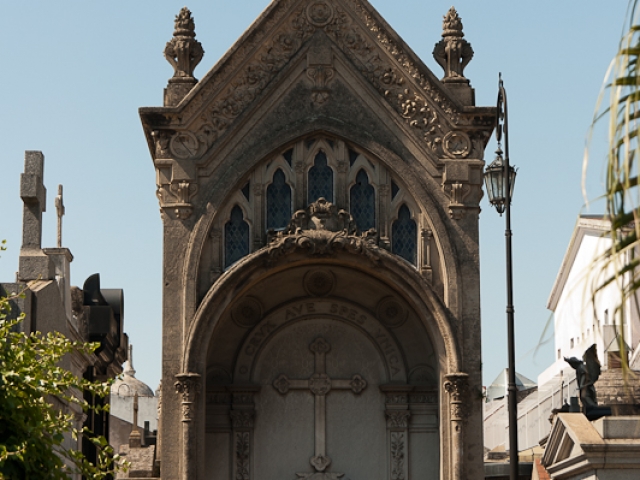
[433,7,474,83]
[163,7,204,106]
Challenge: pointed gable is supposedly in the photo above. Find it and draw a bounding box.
[140,0,494,176]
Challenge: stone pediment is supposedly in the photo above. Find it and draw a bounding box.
[140,0,495,166]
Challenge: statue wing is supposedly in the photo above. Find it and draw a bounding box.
[582,344,602,385]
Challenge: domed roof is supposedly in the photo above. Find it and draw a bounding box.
[111,345,155,398]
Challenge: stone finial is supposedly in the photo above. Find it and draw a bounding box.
[433,7,474,83]
[124,344,136,376]
[163,7,204,106]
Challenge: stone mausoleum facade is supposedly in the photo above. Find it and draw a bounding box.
[139,1,496,479]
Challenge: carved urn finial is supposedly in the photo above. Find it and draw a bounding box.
[433,7,474,83]
[163,7,205,106]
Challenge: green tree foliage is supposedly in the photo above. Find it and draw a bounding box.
[0,242,123,479]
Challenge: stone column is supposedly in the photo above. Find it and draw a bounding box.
[253,183,264,251]
[209,229,222,285]
[229,385,260,480]
[336,146,348,209]
[444,373,468,480]
[175,373,201,480]
[295,160,305,210]
[421,228,433,284]
[381,385,413,480]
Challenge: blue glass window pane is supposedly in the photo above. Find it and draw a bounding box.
[308,151,333,203]
[267,169,292,230]
[350,169,375,231]
[392,204,417,265]
[225,205,249,268]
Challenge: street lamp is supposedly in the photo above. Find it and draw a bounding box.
[484,74,519,480]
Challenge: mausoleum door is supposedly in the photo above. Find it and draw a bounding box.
[204,293,440,480]
[255,319,386,480]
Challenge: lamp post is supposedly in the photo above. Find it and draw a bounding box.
[484,74,518,480]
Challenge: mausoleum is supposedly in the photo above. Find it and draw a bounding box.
[138,2,496,479]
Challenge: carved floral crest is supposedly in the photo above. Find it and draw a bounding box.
[266,198,380,265]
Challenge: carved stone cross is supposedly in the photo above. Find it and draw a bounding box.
[273,337,367,477]
[55,184,64,248]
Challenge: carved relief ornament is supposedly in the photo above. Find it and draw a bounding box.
[175,373,201,421]
[385,410,411,428]
[266,198,381,265]
[230,410,255,429]
[444,373,469,422]
[147,1,493,159]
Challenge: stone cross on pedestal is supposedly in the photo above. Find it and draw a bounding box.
[273,337,367,478]
[129,392,142,448]
[55,185,64,248]
[20,151,47,251]
[18,151,54,281]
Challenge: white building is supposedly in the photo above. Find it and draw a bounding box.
[484,215,640,454]
[109,346,158,451]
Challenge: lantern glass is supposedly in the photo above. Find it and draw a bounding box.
[484,152,516,215]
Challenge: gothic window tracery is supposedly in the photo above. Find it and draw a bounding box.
[392,204,417,265]
[350,169,375,231]
[215,137,432,276]
[224,205,250,268]
[308,151,333,203]
[267,169,292,230]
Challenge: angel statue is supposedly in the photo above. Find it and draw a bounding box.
[565,344,611,419]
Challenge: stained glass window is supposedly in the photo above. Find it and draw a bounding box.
[308,151,333,203]
[267,169,292,230]
[350,169,375,231]
[224,205,249,269]
[392,204,417,265]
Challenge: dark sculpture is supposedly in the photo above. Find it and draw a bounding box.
[565,344,611,420]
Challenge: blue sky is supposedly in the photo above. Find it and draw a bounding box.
[0,0,630,389]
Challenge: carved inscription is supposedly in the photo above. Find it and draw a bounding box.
[235,300,406,382]
[243,321,277,356]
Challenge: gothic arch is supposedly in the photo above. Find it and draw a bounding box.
[183,247,460,377]
[182,131,463,325]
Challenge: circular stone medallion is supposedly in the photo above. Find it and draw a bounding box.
[442,131,471,158]
[307,1,334,27]
[232,296,263,328]
[170,131,200,159]
[376,296,408,328]
[304,269,336,297]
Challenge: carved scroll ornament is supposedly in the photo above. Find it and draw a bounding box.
[162,0,494,157]
[266,198,381,265]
